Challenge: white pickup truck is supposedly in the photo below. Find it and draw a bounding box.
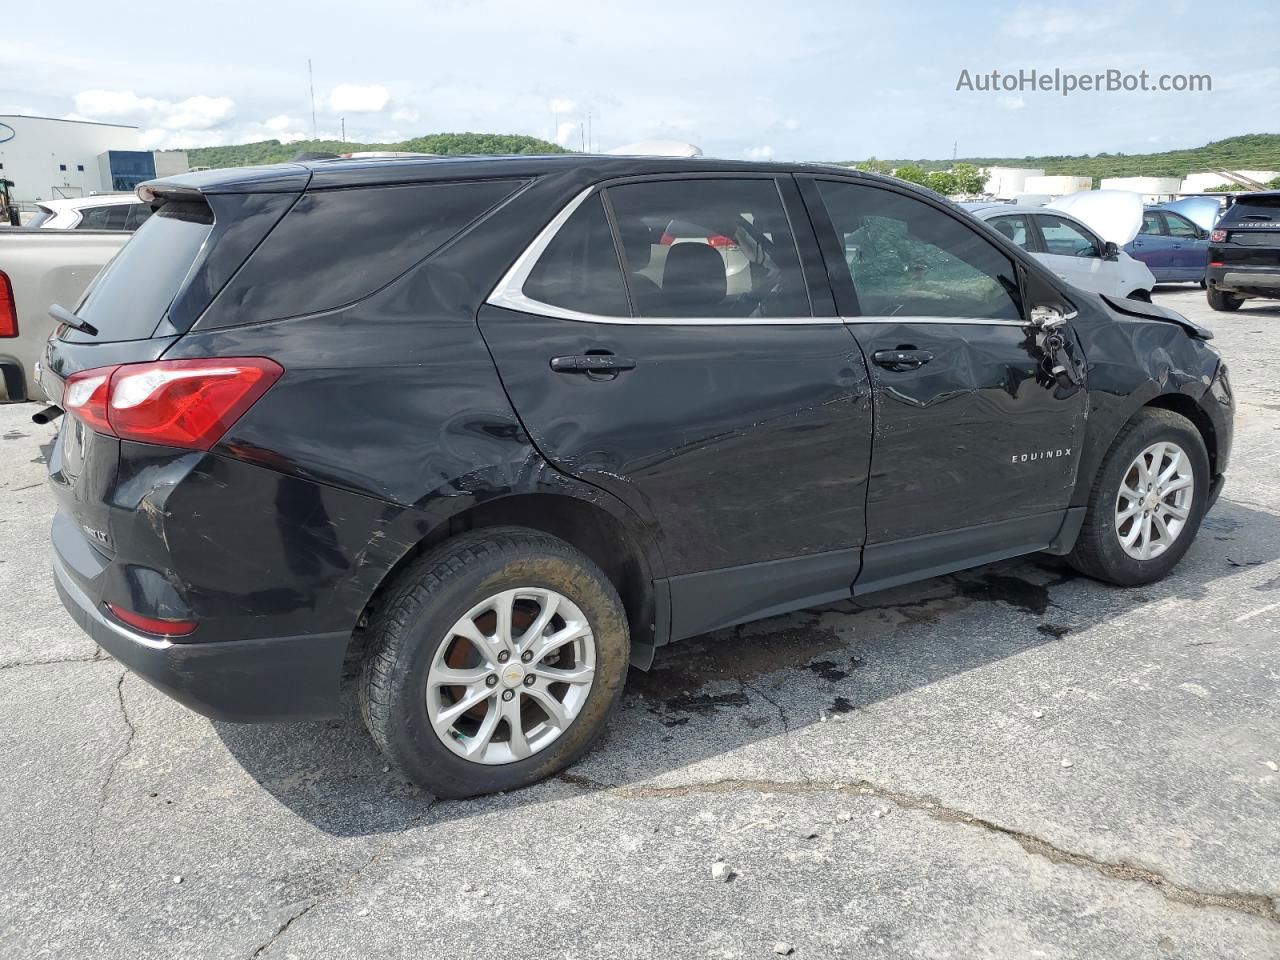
[0,229,130,401]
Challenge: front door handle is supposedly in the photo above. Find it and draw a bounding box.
[872,349,933,372]
[550,354,637,374]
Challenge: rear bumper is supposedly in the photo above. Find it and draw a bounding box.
[54,549,348,722]
[1207,263,1280,294]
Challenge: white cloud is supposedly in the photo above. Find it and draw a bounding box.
[73,89,234,132]
[743,145,774,160]
[554,120,580,147]
[328,83,390,113]
[391,107,419,124]
[264,114,295,131]
[999,95,1026,111]
[548,98,577,115]
[783,118,800,131]
[1001,4,1120,41]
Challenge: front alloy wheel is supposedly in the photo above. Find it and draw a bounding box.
[1114,441,1194,561]
[427,588,596,764]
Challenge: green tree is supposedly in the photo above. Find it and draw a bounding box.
[949,163,986,194]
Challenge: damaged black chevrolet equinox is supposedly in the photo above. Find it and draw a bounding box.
[42,155,1233,797]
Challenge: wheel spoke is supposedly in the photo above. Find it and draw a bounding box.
[1152,512,1173,545]
[1162,501,1189,520]
[493,590,518,652]
[534,663,595,685]
[463,702,502,758]
[530,620,591,662]
[453,618,503,667]
[428,665,490,687]
[436,685,494,728]
[1138,514,1154,559]
[1157,449,1183,485]
[503,696,531,759]
[1120,518,1143,547]
[525,684,570,729]
[517,591,560,652]
[1120,484,1143,504]
[1116,503,1141,523]
[1161,475,1192,495]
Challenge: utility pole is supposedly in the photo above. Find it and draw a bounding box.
[580,122,585,153]
[587,112,592,153]
[340,117,345,142]
[952,140,957,161]
[308,58,317,140]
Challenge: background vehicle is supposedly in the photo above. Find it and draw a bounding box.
[43,156,1231,799]
[965,202,1155,300]
[1125,207,1210,283]
[1206,190,1280,310]
[24,194,153,231]
[0,228,130,400]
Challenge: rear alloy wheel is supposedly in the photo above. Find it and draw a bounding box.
[361,527,629,798]
[1207,288,1243,311]
[1067,408,1209,585]
[426,588,597,765]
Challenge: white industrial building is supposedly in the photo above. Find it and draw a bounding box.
[981,166,1044,199]
[0,114,188,204]
[1023,175,1093,195]
[1099,176,1182,203]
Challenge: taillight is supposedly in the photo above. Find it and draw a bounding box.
[1210,229,1227,243]
[62,357,283,450]
[658,233,738,250]
[0,270,15,338]
[1209,261,1225,267]
[104,603,197,637]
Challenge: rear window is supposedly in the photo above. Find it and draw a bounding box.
[76,204,131,231]
[1223,194,1280,223]
[25,206,54,228]
[63,201,212,343]
[198,178,526,328]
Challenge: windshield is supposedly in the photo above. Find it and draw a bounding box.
[62,201,212,343]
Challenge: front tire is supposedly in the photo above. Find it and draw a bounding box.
[360,527,629,798]
[1207,288,1243,311]
[1066,408,1209,586]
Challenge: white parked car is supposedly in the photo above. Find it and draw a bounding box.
[964,199,1155,301]
[25,194,153,231]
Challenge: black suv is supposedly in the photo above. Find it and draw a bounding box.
[1207,190,1280,310]
[41,156,1233,797]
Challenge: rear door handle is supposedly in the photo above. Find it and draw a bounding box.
[872,349,933,372]
[550,354,637,374]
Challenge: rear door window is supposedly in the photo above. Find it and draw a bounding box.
[606,178,811,319]
[76,204,130,230]
[125,202,154,231]
[1140,211,1165,236]
[64,201,213,343]
[987,214,1032,250]
[523,194,630,316]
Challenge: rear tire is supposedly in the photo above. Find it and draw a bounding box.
[360,527,629,798]
[1066,408,1209,586]
[1207,288,1243,311]
[1126,288,1152,303]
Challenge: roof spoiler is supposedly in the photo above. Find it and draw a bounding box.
[135,163,312,202]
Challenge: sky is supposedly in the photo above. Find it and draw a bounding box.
[1,0,1277,162]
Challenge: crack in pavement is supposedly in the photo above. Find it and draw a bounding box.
[88,670,136,860]
[738,677,814,783]
[246,799,440,959]
[555,774,1280,926]
[0,651,107,671]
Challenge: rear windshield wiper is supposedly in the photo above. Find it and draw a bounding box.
[48,303,98,338]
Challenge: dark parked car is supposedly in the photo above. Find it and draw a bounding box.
[1126,207,1211,284]
[41,156,1233,797]
[1206,190,1280,310]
